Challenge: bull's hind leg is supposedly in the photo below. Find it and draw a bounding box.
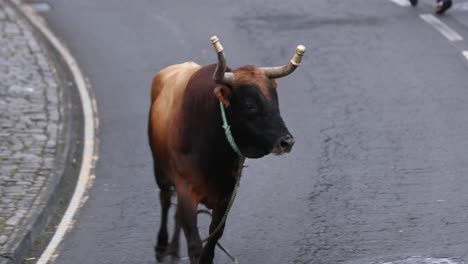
[149,121,173,261]
[156,188,172,261]
[153,160,173,262]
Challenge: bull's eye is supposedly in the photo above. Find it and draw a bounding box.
[246,103,257,113]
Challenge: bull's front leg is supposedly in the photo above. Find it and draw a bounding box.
[199,201,229,264]
[177,191,202,264]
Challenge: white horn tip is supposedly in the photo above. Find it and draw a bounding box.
[296,45,306,56]
[211,35,224,53]
[210,36,219,44]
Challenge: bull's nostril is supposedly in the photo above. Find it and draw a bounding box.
[280,140,290,149]
[277,135,295,152]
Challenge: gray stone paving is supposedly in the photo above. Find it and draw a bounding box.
[0,0,61,253]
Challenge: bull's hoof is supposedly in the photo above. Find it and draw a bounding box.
[156,248,179,264]
[161,255,179,264]
[198,256,214,264]
[155,246,167,262]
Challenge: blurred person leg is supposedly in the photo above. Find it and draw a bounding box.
[436,0,453,14]
[409,0,418,6]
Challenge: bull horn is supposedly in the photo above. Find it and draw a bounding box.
[210,36,235,86]
[260,45,306,79]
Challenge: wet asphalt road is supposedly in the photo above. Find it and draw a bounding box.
[31,0,468,263]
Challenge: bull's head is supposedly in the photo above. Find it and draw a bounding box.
[210,36,305,159]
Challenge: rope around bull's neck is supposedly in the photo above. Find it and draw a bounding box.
[219,102,244,158]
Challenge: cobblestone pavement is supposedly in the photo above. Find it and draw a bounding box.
[0,0,61,255]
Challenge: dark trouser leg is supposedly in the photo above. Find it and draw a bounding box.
[199,202,229,264]
[436,0,452,14]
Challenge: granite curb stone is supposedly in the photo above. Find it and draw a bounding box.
[0,1,84,263]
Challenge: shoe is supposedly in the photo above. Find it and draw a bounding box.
[409,0,418,6]
[435,0,452,15]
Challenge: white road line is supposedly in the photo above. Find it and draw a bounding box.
[463,51,468,61]
[389,0,411,6]
[10,1,99,264]
[420,14,464,41]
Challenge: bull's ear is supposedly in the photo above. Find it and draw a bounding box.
[214,86,231,106]
[271,79,278,89]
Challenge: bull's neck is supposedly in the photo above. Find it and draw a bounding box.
[182,91,242,177]
[178,64,243,177]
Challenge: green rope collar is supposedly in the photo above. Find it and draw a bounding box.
[219,102,244,158]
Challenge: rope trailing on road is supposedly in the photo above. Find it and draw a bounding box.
[197,157,244,263]
[198,209,238,264]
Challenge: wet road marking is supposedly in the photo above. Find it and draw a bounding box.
[463,51,468,61]
[29,2,51,13]
[12,2,99,264]
[389,0,411,6]
[376,256,464,264]
[420,14,464,41]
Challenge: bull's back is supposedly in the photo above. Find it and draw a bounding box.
[149,62,202,162]
[151,61,201,104]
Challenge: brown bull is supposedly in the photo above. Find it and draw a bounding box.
[148,36,305,264]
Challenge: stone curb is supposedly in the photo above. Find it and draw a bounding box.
[0,1,86,263]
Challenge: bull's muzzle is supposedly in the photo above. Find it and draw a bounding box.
[272,134,295,155]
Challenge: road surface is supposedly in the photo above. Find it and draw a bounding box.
[30,0,468,263]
